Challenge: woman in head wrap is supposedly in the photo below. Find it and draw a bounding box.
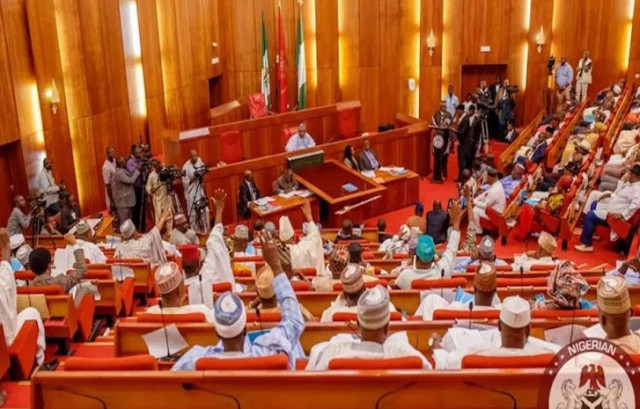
[542,261,590,310]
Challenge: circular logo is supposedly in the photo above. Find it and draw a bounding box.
[433,134,445,149]
[538,339,640,409]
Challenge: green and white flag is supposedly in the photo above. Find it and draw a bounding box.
[261,12,271,110]
[296,5,306,110]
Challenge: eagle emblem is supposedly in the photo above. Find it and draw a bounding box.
[556,365,627,409]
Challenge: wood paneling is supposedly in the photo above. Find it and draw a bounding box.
[0,7,20,146]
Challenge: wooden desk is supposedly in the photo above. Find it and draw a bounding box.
[295,160,386,227]
[250,195,320,228]
[371,167,420,215]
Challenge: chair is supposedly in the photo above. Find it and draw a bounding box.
[136,313,206,323]
[195,354,289,371]
[248,93,268,119]
[291,281,311,291]
[461,354,555,369]
[532,309,598,319]
[411,278,467,290]
[8,321,39,380]
[220,130,244,164]
[245,311,282,322]
[432,309,500,320]
[282,126,299,150]
[63,355,158,371]
[333,279,388,291]
[328,356,423,370]
[337,107,359,140]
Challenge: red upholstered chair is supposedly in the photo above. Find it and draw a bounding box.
[337,107,359,140]
[496,277,548,287]
[634,305,640,316]
[75,294,96,341]
[195,354,289,370]
[246,311,282,322]
[295,358,309,370]
[299,268,317,276]
[362,251,375,260]
[0,325,9,380]
[14,271,35,281]
[291,281,311,291]
[248,93,268,119]
[18,285,64,296]
[63,355,159,371]
[532,309,599,319]
[8,321,39,380]
[461,354,555,369]
[333,279,387,291]
[411,278,467,290]
[392,253,410,260]
[432,309,501,320]
[232,256,264,262]
[282,126,299,149]
[136,313,206,323]
[220,130,244,164]
[328,356,423,370]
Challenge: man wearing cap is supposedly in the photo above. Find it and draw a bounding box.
[313,246,350,291]
[432,296,559,369]
[285,122,316,152]
[8,234,31,272]
[320,266,367,322]
[592,276,640,353]
[279,199,324,276]
[499,164,525,198]
[392,202,462,290]
[230,224,257,275]
[115,208,172,265]
[0,229,46,367]
[195,190,238,291]
[172,232,305,371]
[248,265,314,322]
[406,202,427,234]
[169,214,198,247]
[512,231,557,273]
[52,222,107,276]
[146,261,214,322]
[472,168,506,234]
[415,261,500,320]
[145,159,173,233]
[453,235,508,273]
[379,224,412,254]
[576,163,640,252]
[306,286,430,370]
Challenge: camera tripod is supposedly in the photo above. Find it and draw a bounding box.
[187,177,210,234]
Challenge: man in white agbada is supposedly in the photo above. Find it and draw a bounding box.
[511,231,557,273]
[52,220,106,276]
[115,209,171,265]
[168,214,199,247]
[379,224,412,254]
[279,200,324,276]
[306,286,430,370]
[145,262,214,322]
[415,261,501,320]
[182,149,210,233]
[8,234,32,272]
[36,157,61,213]
[431,296,559,369]
[285,123,316,152]
[392,202,461,290]
[0,228,46,366]
[472,168,506,234]
[198,189,238,290]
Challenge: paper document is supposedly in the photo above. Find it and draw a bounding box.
[142,324,189,359]
[361,170,376,178]
[187,280,214,309]
[294,189,313,198]
[278,191,295,199]
[112,265,135,281]
[582,324,607,339]
[255,197,275,206]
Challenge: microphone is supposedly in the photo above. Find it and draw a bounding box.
[52,387,107,409]
[198,274,205,306]
[26,279,32,309]
[463,381,517,409]
[468,301,474,330]
[181,383,240,409]
[254,307,265,335]
[157,300,175,362]
[519,266,524,298]
[440,269,445,298]
[375,382,417,409]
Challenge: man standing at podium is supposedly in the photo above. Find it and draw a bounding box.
[432,101,453,182]
[285,123,316,152]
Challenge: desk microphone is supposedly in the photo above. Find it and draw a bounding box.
[25,279,32,309]
[440,269,445,298]
[181,383,241,409]
[157,300,175,362]
[468,301,474,330]
[519,266,524,298]
[198,274,205,306]
[463,381,517,409]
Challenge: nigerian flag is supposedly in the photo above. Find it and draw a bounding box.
[296,6,306,110]
[261,12,271,110]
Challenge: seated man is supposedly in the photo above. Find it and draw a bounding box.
[306,286,430,370]
[593,276,640,353]
[432,296,559,369]
[115,209,172,265]
[454,235,509,273]
[512,231,557,273]
[611,247,640,285]
[416,261,500,320]
[406,202,427,234]
[9,234,32,272]
[52,222,107,275]
[320,266,367,322]
[426,200,448,244]
[41,214,62,235]
[612,124,640,156]
[145,262,214,322]
[169,214,198,247]
[377,219,392,243]
[230,224,256,275]
[29,246,87,293]
[472,168,506,234]
[279,200,324,275]
[179,244,212,306]
[358,139,381,171]
[312,246,350,291]
[250,265,314,321]
[272,168,299,194]
[334,219,361,243]
[576,163,640,252]
[285,123,316,152]
[379,224,411,254]
[392,202,461,290]
[171,233,305,370]
[499,163,525,198]
[0,229,46,366]
[238,170,262,220]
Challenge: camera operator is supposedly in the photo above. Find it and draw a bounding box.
[126,144,146,231]
[496,79,517,137]
[145,159,174,232]
[7,195,41,236]
[182,149,210,233]
[36,157,62,215]
[113,156,140,229]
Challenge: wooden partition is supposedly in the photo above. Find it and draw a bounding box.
[544,101,587,169]
[497,111,544,173]
[163,101,362,167]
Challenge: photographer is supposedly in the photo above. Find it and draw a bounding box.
[126,145,146,231]
[145,159,173,232]
[181,149,210,233]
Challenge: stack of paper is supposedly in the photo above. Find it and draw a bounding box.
[361,170,376,178]
[255,197,275,206]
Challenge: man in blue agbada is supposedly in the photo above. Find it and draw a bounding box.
[172,231,305,371]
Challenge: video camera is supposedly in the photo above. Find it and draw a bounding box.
[158,165,185,185]
[193,165,209,180]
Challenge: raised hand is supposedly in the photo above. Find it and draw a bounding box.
[258,231,283,275]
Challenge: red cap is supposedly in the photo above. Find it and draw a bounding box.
[180,244,200,263]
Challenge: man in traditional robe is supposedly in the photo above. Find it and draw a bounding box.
[52,221,106,276]
[181,149,210,233]
[593,276,640,353]
[114,209,171,265]
[499,163,525,198]
[279,200,324,276]
[472,168,506,234]
[169,214,199,247]
[285,123,316,152]
[146,160,173,232]
[511,232,557,273]
[102,146,116,210]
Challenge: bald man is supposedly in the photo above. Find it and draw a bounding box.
[181,149,209,233]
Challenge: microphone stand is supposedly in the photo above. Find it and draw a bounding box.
[198,274,205,306]
[440,269,445,298]
[519,266,524,298]
[157,300,178,362]
[468,301,474,330]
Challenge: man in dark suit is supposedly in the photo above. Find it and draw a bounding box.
[456,104,473,181]
[358,139,381,171]
[237,170,262,219]
[426,200,449,244]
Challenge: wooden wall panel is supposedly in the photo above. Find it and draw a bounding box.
[0,7,20,146]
